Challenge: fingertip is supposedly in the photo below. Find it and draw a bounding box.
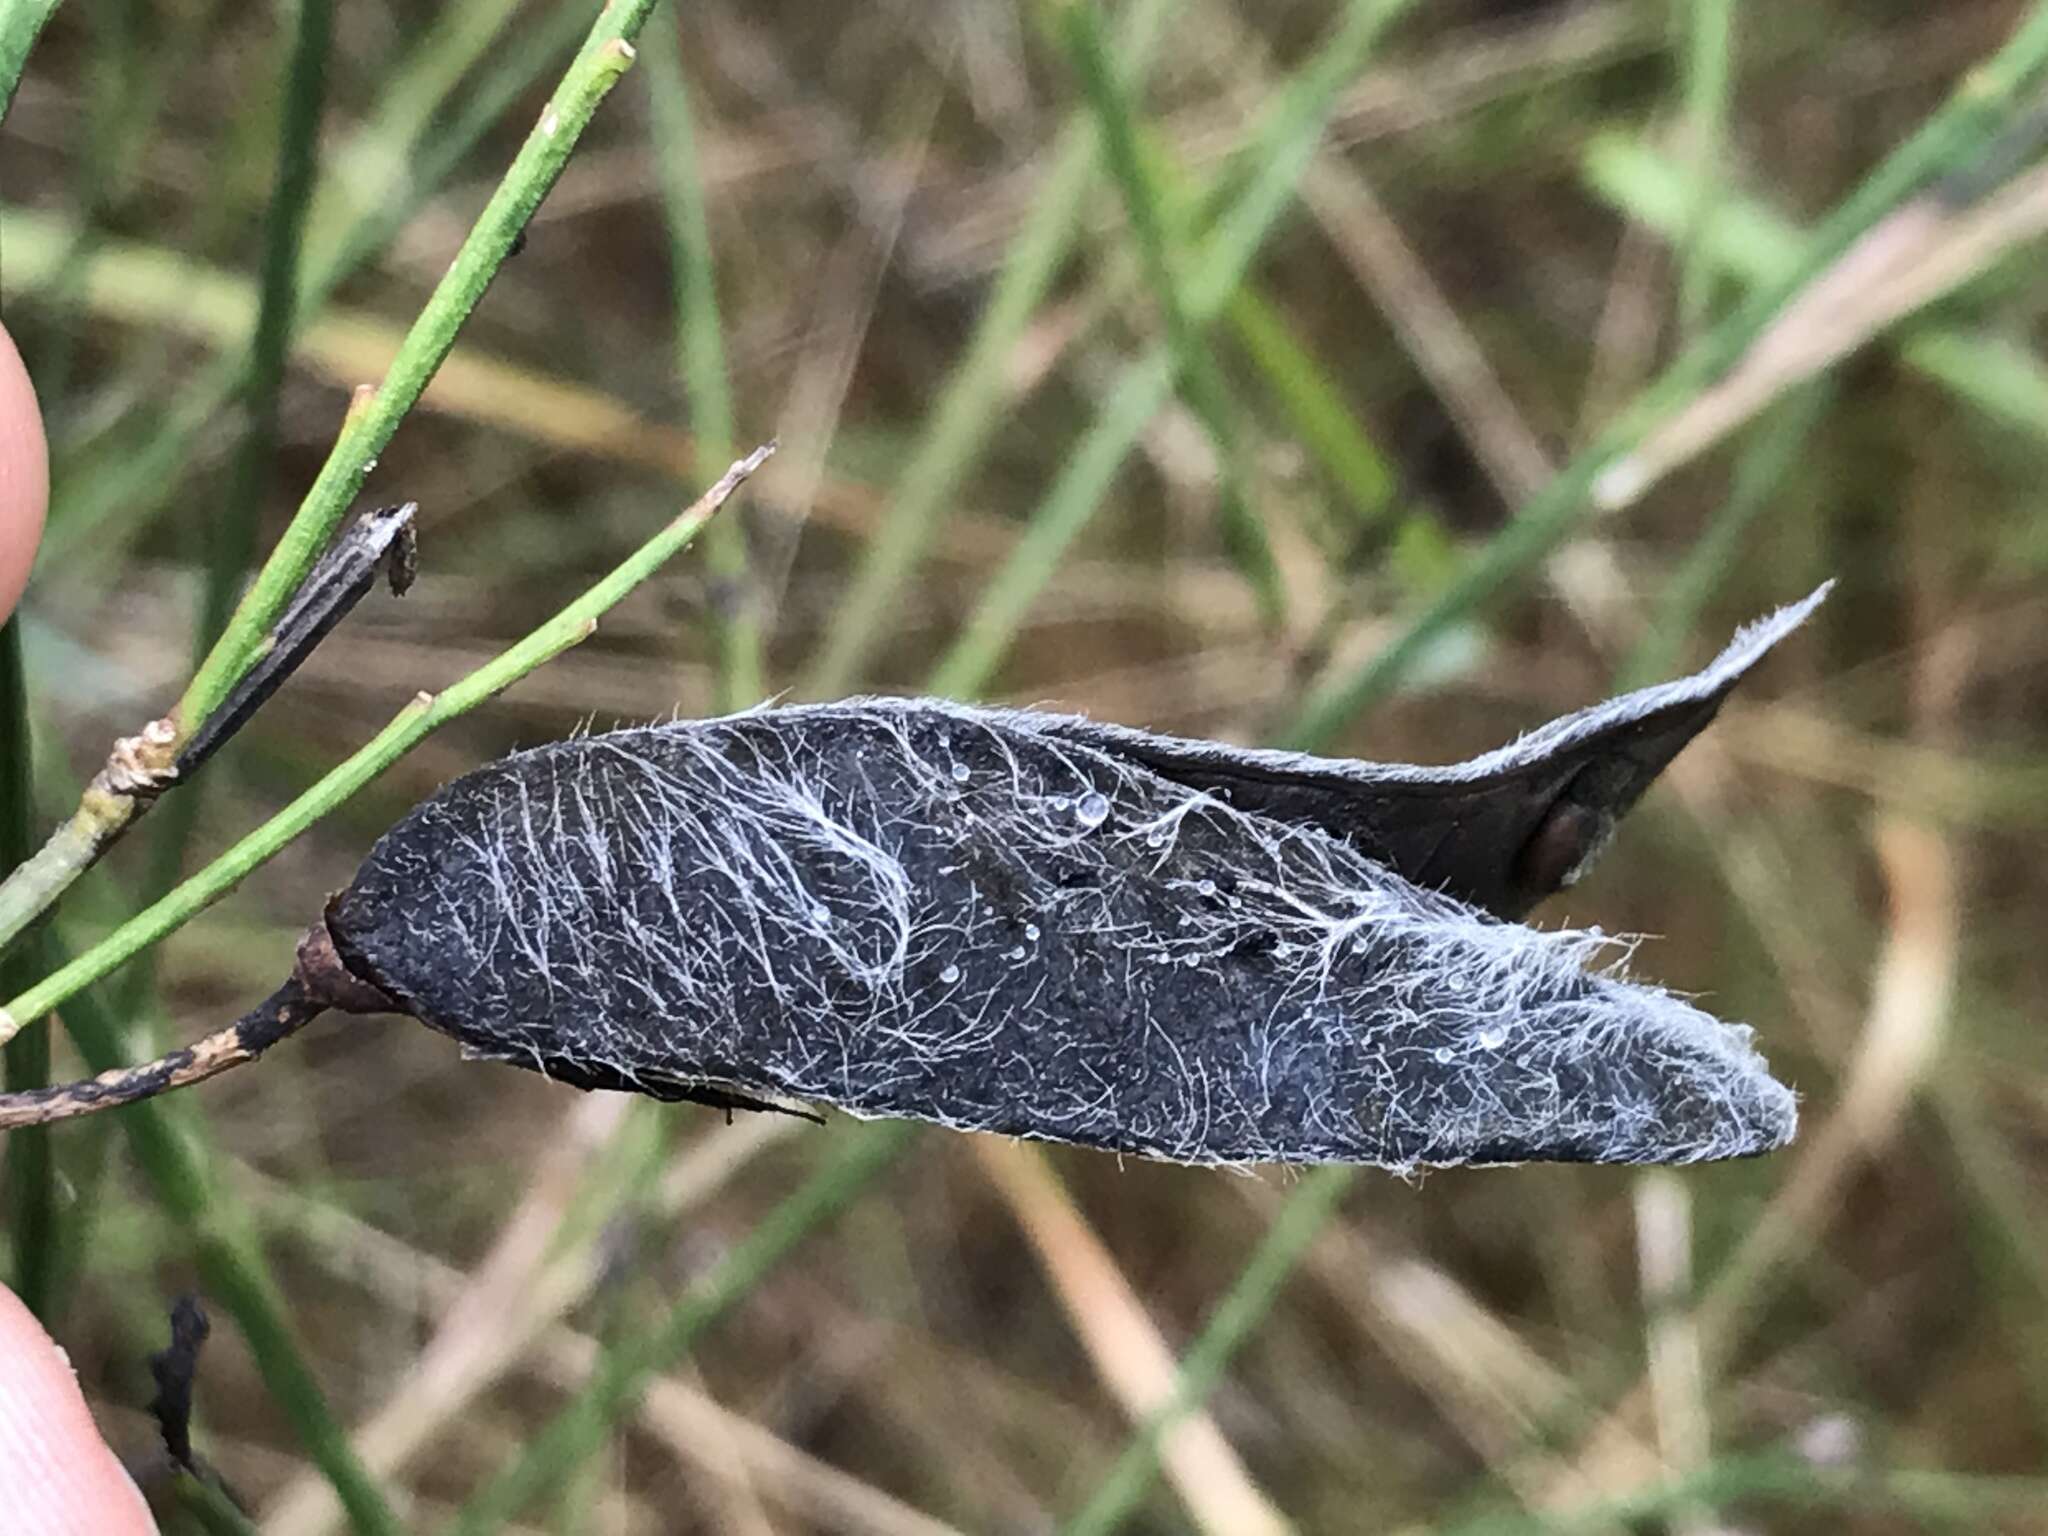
[0,318,50,623]
[0,1285,159,1534]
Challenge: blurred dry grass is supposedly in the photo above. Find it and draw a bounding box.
[5,0,2048,1531]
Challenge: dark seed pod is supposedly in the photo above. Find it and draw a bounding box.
[0,589,1825,1165]
[314,589,1827,1169]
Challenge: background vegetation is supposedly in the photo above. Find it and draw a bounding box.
[4,0,2047,1531]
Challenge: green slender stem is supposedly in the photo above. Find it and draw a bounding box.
[929,353,1177,698]
[1060,1165,1353,1536]
[929,0,1419,701]
[0,0,60,122]
[1225,286,1397,532]
[182,5,659,733]
[440,1121,913,1536]
[0,621,55,1318]
[1062,2,1280,621]
[0,447,768,1045]
[1676,0,1735,335]
[802,0,1177,697]
[1283,0,2048,751]
[645,12,756,710]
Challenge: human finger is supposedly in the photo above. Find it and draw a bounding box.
[0,1283,160,1534]
[0,317,50,622]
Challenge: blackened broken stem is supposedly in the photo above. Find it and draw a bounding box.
[0,503,419,956]
[0,977,322,1129]
[176,502,418,776]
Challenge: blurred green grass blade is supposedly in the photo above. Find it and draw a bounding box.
[928,351,1176,697]
[1902,327,2048,435]
[1286,0,2048,752]
[33,926,404,1536]
[1582,129,1799,285]
[0,0,60,120]
[645,12,757,711]
[1587,131,2048,447]
[1676,0,1735,334]
[1060,1164,1351,1536]
[1,620,56,1321]
[1616,382,1828,690]
[803,0,1176,697]
[1226,286,1396,531]
[198,0,334,660]
[929,0,1420,700]
[172,1472,264,1536]
[441,1122,914,1536]
[298,0,527,261]
[1062,1,1281,622]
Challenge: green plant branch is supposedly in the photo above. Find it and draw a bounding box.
[0,0,662,957]
[929,0,1419,701]
[0,446,769,1049]
[1282,0,2048,752]
[645,12,756,710]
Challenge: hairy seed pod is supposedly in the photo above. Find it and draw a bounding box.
[315,589,1827,1169]
[0,589,1825,1165]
